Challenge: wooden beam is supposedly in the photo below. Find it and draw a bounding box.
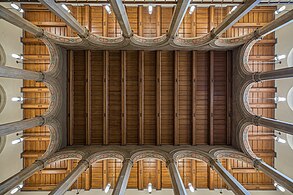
[84,5,91,31]
[192,8,197,37]
[38,168,67,174]
[208,167,214,190]
[103,160,108,190]
[138,161,144,190]
[209,51,214,145]
[103,7,108,37]
[69,50,74,146]
[138,6,143,36]
[156,161,162,190]
[156,6,161,36]
[103,51,109,145]
[31,21,66,27]
[86,50,91,145]
[156,51,162,145]
[191,160,197,188]
[192,51,197,145]
[250,87,276,93]
[226,51,232,145]
[174,51,179,145]
[21,104,49,109]
[139,51,144,145]
[121,51,127,145]
[208,6,215,31]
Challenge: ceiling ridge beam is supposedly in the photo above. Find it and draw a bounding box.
[39,0,89,38]
[108,0,133,38]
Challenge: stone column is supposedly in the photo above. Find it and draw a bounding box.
[210,159,250,195]
[253,67,293,82]
[49,159,89,195]
[0,66,44,81]
[112,159,133,195]
[0,5,43,37]
[253,116,293,136]
[0,117,45,137]
[254,159,293,193]
[0,160,44,194]
[167,160,187,195]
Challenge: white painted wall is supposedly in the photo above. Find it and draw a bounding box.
[274,5,293,195]
[0,2,24,188]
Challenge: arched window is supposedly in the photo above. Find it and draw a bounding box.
[287,48,293,67]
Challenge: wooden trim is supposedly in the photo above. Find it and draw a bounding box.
[103,51,109,145]
[250,87,276,92]
[138,161,144,190]
[69,50,74,145]
[192,51,197,145]
[21,87,49,93]
[85,5,91,31]
[21,104,49,109]
[174,51,179,145]
[121,51,127,145]
[226,51,232,145]
[208,6,215,31]
[86,50,91,145]
[209,51,214,145]
[191,160,197,188]
[138,6,143,36]
[85,166,92,191]
[31,21,66,27]
[156,51,162,145]
[139,51,144,145]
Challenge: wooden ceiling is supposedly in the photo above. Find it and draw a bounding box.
[19,3,277,192]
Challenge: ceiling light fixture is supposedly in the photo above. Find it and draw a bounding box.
[104,183,111,193]
[275,6,286,15]
[105,4,112,15]
[274,54,286,61]
[11,96,24,103]
[188,183,195,192]
[11,138,24,145]
[61,4,71,13]
[148,5,153,15]
[11,54,23,60]
[147,183,152,194]
[11,3,24,13]
[274,136,286,144]
[229,6,238,14]
[10,184,23,194]
[274,182,286,192]
[189,5,196,15]
[274,96,286,103]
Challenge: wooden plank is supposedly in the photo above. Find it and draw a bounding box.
[21,104,49,109]
[103,160,108,190]
[21,87,49,93]
[208,6,215,31]
[226,51,232,145]
[31,21,66,27]
[250,87,276,92]
[138,6,143,36]
[174,51,179,145]
[192,8,197,37]
[191,160,197,188]
[86,50,91,145]
[138,161,144,190]
[38,168,67,174]
[121,51,127,145]
[103,51,109,145]
[139,51,144,145]
[156,161,162,190]
[103,7,108,36]
[85,166,92,191]
[209,51,214,145]
[192,51,197,145]
[156,51,162,145]
[156,6,161,36]
[208,167,214,190]
[69,50,74,146]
